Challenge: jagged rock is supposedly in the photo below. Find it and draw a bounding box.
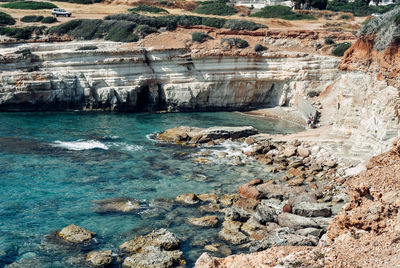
[86,250,113,267]
[253,199,283,224]
[120,229,179,254]
[224,207,251,222]
[297,147,310,158]
[219,228,248,245]
[197,193,218,203]
[58,224,95,244]
[122,246,185,268]
[292,202,332,217]
[277,213,320,230]
[187,216,219,228]
[93,198,140,213]
[219,194,240,206]
[176,193,199,205]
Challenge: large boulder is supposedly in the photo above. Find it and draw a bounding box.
[292,202,332,217]
[58,224,95,244]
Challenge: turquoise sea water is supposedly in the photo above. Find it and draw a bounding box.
[0,112,303,267]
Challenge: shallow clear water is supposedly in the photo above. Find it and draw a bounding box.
[0,112,303,267]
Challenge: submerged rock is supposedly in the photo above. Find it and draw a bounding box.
[58,224,96,244]
[93,198,141,213]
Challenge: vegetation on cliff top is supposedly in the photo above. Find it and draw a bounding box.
[360,6,400,51]
[327,0,398,16]
[1,1,57,9]
[0,11,15,25]
[250,5,317,20]
[0,26,45,39]
[129,5,169,14]
[194,0,237,16]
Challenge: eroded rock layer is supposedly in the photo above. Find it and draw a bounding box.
[0,43,339,112]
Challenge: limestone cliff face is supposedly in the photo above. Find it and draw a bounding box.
[0,42,339,112]
[320,36,400,155]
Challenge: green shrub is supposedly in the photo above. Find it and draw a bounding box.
[201,17,226,28]
[48,19,139,42]
[327,0,397,17]
[340,14,351,20]
[254,44,267,52]
[21,15,43,22]
[41,16,57,23]
[76,45,98,50]
[394,12,400,24]
[0,26,44,39]
[177,15,202,27]
[250,5,316,20]
[135,24,157,36]
[0,11,15,25]
[129,5,168,13]
[223,19,266,30]
[105,21,138,42]
[192,31,212,43]
[332,42,351,56]
[194,0,237,16]
[154,15,178,30]
[325,37,335,45]
[1,1,57,9]
[221,37,249,48]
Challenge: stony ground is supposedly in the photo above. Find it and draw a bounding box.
[195,138,400,267]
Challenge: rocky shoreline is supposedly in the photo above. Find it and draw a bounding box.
[5,124,355,268]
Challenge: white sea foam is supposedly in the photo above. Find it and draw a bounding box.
[145,133,158,142]
[52,140,109,151]
[112,142,143,152]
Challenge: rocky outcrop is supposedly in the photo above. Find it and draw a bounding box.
[93,197,141,213]
[0,42,339,112]
[157,126,258,144]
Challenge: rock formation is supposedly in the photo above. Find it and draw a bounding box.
[0,42,339,112]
